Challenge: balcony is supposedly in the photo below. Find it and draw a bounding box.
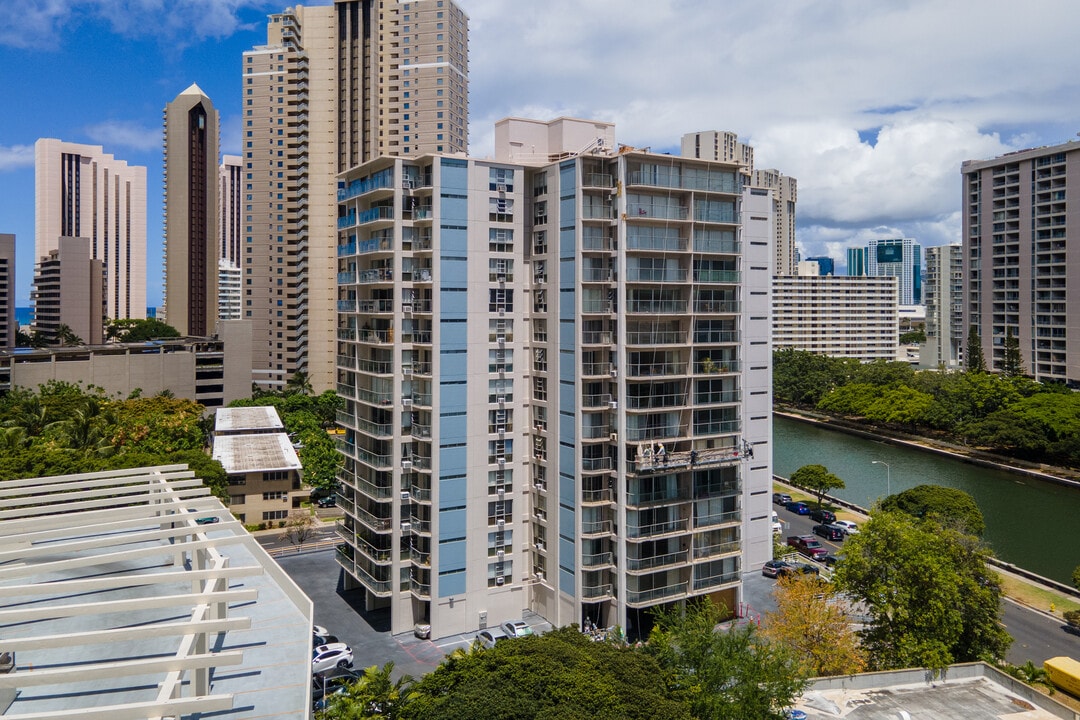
[355,536,393,564]
[625,550,688,573]
[693,269,741,283]
[626,518,689,539]
[627,204,689,221]
[626,393,687,411]
[355,447,393,469]
[625,424,685,443]
[410,578,431,598]
[625,582,688,607]
[582,300,613,314]
[408,515,433,534]
[351,564,393,597]
[582,205,616,220]
[627,300,688,314]
[356,388,394,406]
[582,172,614,188]
[581,457,613,473]
[357,329,392,345]
[410,547,431,566]
[693,300,740,314]
[693,330,740,344]
[626,330,684,345]
[354,505,392,533]
[692,570,740,592]
[581,583,614,600]
[357,299,395,314]
[628,361,687,377]
[694,510,741,528]
[581,519,614,537]
[582,331,613,345]
[357,358,395,374]
[581,362,613,376]
[359,206,395,225]
[626,488,689,507]
[626,268,689,283]
[691,420,741,436]
[693,540,740,560]
[358,268,393,284]
[581,488,614,504]
[582,393,613,409]
[581,551,615,568]
[354,476,394,500]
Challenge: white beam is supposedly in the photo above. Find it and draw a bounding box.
[0,588,257,623]
[0,694,234,720]
[0,564,262,598]
[0,535,246,580]
[0,520,245,563]
[2,616,252,651]
[0,650,244,688]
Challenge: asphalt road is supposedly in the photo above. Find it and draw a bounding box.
[773,498,1080,667]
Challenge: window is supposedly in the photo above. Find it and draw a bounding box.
[489,258,513,282]
[489,197,514,222]
[488,378,513,404]
[489,167,514,192]
[263,510,289,521]
[488,349,513,374]
[262,491,286,501]
[489,288,514,313]
[489,228,514,252]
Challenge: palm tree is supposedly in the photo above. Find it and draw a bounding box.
[0,427,29,451]
[285,370,314,396]
[55,323,84,347]
[46,399,116,456]
[3,395,49,437]
[320,662,415,718]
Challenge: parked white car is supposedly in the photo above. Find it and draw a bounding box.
[312,643,354,673]
[830,520,859,535]
[476,628,509,649]
[500,619,534,638]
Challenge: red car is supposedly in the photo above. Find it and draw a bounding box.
[786,535,828,559]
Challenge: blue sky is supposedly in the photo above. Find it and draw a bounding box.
[4,0,1080,307]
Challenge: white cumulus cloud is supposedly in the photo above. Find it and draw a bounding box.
[0,145,36,172]
[84,120,162,152]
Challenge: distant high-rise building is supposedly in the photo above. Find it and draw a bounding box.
[920,244,963,369]
[846,247,867,276]
[805,256,834,276]
[34,139,146,321]
[335,118,772,639]
[218,155,242,269]
[680,132,797,277]
[163,84,220,337]
[962,141,1080,383]
[773,275,899,361]
[0,234,14,349]
[218,259,242,322]
[243,0,469,391]
[867,237,921,305]
[31,236,105,345]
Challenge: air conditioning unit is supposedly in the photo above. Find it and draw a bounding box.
[401,491,411,500]
[496,183,508,192]
[402,304,413,314]
[402,459,413,470]
[497,550,505,559]
[610,432,619,442]
[498,428,506,438]
[608,400,618,410]
[535,571,545,581]
[401,522,412,533]
[495,395,506,405]
[534,540,546,551]
[495,575,505,585]
[498,458,506,467]
[498,308,506,317]
[497,519,505,529]
[610,367,618,377]
[402,397,413,407]
[497,488,505,498]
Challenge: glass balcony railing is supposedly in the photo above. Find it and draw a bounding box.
[693,541,740,559]
[625,582,687,606]
[581,551,614,567]
[625,550,687,572]
[581,583,614,600]
[626,518,689,539]
[694,510,741,528]
[692,570,740,592]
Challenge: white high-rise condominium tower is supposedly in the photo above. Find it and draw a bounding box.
[243,0,468,391]
[34,139,147,321]
[334,117,773,639]
[921,244,963,369]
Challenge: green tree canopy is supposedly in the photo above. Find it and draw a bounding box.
[832,510,1010,670]
[966,324,986,373]
[645,600,806,720]
[106,318,182,343]
[879,484,986,536]
[401,627,691,720]
[789,464,845,508]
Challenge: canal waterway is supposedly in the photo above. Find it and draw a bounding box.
[774,413,1080,584]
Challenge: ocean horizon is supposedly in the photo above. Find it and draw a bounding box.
[15,307,31,327]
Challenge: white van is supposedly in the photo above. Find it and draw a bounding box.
[771,511,783,535]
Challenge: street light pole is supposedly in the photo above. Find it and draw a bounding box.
[871,460,890,497]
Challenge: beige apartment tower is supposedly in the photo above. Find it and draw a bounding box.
[164,84,220,337]
[31,235,106,345]
[681,132,798,276]
[243,0,469,391]
[34,139,146,321]
[963,140,1080,385]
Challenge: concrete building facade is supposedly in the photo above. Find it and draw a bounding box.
[219,155,242,269]
[921,244,964,369]
[0,320,253,408]
[334,118,773,640]
[242,0,469,392]
[164,84,220,337]
[680,131,798,277]
[847,246,867,276]
[867,237,921,305]
[962,140,1080,384]
[0,234,14,349]
[773,274,900,361]
[34,139,146,320]
[30,235,106,345]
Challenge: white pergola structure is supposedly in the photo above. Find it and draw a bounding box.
[0,464,313,719]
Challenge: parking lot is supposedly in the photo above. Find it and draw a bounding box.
[276,549,551,679]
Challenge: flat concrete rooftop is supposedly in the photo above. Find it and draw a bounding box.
[0,464,313,719]
[213,432,302,474]
[797,663,1074,720]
